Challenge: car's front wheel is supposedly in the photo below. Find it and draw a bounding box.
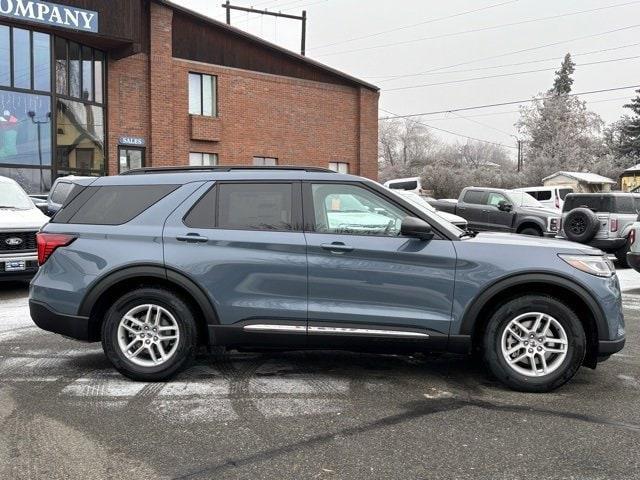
[101,287,198,381]
[483,295,586,392]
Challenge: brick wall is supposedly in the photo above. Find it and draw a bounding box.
[106,2,379,179]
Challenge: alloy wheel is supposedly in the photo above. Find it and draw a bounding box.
[117,304,180,367]
[500,312,568,377]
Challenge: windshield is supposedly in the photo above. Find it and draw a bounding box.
[0,182,35,210]
[508,191,544,208]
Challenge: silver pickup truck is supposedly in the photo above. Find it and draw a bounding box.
[429,186,562,236]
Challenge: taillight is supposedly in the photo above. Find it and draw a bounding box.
[630,228,636,247]
[37,233,76,266]
[610,218,618,233]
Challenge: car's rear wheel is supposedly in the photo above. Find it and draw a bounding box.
[483,295,586,392]
[101,287,198,381]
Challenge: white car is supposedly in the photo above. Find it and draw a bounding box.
[0,176,49,281]
[391,190,468,229]
[515,186,574,211]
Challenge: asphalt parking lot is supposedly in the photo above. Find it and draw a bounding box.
[1,272,640,480]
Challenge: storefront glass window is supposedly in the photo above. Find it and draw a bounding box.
[56,99,105,176]
[94,51,104,104]
[13,28,31,89]
[82,46,93,102]
[0,90,52,167]
[0,26,9,87]
[33,32,51,92]
[55,37,68,96]
[68,42,81,98]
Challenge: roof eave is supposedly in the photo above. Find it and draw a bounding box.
[154,0,379,92]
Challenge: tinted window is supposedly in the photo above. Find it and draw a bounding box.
[563,195,612,213]
[524,191,538,200]
[388,180,418,191]
[53,185,177,225]
[184,187,216,228]
[614,196,637,214]
[50,182,73,204]
[559,188,573,200]
[537,190,552,201]
[218,183,293,231]
[462,190,485,205]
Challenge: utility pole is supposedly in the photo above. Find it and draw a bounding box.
[221,2,308,56]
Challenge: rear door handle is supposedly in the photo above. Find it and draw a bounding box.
[321,242,354,253]
[176,233,209,243]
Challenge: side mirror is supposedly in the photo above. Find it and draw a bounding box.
[35,202,49,215]
[400,217,434,241]
[498,200,513,212]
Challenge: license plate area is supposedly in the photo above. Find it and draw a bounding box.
[4,260,26,272]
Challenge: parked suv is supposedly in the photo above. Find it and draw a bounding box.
[515,186,574,211]
[0,176,49,281]
[559,192,640,267]
[30,166,625,392]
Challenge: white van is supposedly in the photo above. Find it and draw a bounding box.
[515,185,574,211]
[383,176,423,194]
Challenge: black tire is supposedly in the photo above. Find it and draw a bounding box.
[518,226,542,236]
[483,295,586,392]
[101,287,198,381]
[615,238,631,268]
[564,208,599,243]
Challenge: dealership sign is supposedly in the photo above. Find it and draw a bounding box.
[0,0,98,33]
[119,136,146,147]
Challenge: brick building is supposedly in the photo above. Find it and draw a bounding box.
[0,0,379,193]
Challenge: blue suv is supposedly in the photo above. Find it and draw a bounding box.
[29,166,625,392]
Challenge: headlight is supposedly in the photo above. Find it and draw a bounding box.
[559,254,615,277]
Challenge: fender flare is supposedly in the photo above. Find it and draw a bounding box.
[515,216,546,233]
[458,272,607,339]
[78,264,219,325]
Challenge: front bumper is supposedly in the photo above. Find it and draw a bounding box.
[0,252,38,281]
[29,300,92,341]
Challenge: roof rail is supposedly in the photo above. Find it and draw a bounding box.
[120,165,336,175]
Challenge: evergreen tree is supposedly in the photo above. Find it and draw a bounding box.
[550,53,575,96]
[618,89,640,159]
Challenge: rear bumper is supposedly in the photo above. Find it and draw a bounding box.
[587,238,626,252]
[29,300,92,341]
[628,252,640,272]
[598,337,626,356]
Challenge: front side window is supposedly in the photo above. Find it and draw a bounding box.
[312,184,407,236]
[328,162,349,174]
[253,156,277,166]
[486,192,508,207]
[218,183,293,231]
[189,152,218,166]
[189,73,217,116]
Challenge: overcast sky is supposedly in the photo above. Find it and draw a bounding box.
[176,0,640,153]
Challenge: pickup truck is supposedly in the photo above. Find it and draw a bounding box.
[430,186,562,236]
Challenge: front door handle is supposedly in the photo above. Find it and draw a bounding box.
[176,233,209,243]
[321,242,354,253]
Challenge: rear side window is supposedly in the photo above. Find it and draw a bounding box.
[52,185,177,225]
[613,196,637,214]
[523,191,538,200]
[217,183,293,231]
[462,190,485,205]
[50,182,73,204]
[536,190,552,201]
[388,180,418,191]
[184,187,216,229]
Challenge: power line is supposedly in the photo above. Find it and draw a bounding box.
[449,111,515,138]
[316,2,640,57]
[384,55,640,92]
[379,84,640,119]
[381,24,640,81]
[380,108,517,149]
[309,0,519,51]
[366,42,640,82]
